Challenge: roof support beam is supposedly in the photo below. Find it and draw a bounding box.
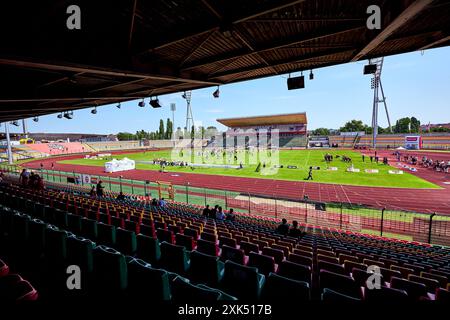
[351,0,435,61]
[182,25,364,71]
[419,34,450,50]
[139,0,306,53]
[0,58,221,86]
[210,48,355,79]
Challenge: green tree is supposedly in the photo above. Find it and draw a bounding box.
[158,119,165,139]
[410,117,420,133]
[165,118,173,139]
[311,128,330,136]
[339,120,366,132]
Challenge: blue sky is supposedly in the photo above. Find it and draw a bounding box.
[18,46,450,135]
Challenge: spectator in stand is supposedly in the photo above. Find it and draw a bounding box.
[37,175,44,191]
[202,205,210,217]
[276,218,290,235]
[226,208,235,222]
[159,198,167,207]
[288,220,303,238]
[40,163,44,170]
[209,205,218,219]
[216,206,225,220]
[51,163,54,170]
[96,180,105,197]
[19,169,29,188]
[117,192,125,201]
[28,172,36,189]
[89,186,96,197]
[151,198,158,206]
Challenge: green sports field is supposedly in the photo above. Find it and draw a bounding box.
[58,149,439,189]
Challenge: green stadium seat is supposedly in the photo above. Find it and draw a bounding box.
[322,288,361,302]
[67,213,82,234]
[96,222,116,247]
[81,218,98,240]
[221,260,265,300]
[171,275,221,301]
[277,260,311,283]
[189,250,224,287]
[115,228,137,255]
[93,245,128,294]
[262,273,310,301]
[160,241,190,275]
[127,257,170,300]
[136,234,161,264]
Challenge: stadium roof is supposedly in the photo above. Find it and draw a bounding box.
[1,0,449,122]
[217,112,307,127]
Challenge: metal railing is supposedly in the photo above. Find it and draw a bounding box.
[1,164,449,247]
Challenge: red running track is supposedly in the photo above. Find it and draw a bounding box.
[23,151,450,214]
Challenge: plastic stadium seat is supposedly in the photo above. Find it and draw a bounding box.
[115,228,137,255]
[277,260,311,283]
[110,216,124,229]
[127,257,170,300]
[80,218,98,240]
[288,254,312,267]
[93,245,128,293]
[183,228,198,240]
[125,220,138,234]
[176,233,195,251]
[344,261,368,274]
[0,278,38,302]
[139,224,154,237]
[12,213,30,248]
[160,242,190,275]
[317,254,339,265]
[219,236,237,248]
[253,239,269,251]
[44,225,68,264]
[0,259,9,277]
[364,285,408,302]
[390,276,427,300]
[196,239,219,256]
[26,218,46,258]
[262,247,284,264]
[435,288,450,302]
[67,235,95,274]
[248,251,277,276]
[408,275,440,293]
[189,250,224,287]
[322,288,361,302]
[96,223,116,247]
[351,267,384,287]
[320,270,361,299]
[262,273,310,301]
[221,260,265,300]
[168,224,181,235]
[171,276,221,301]
[318,261,346,275]
[391,265,415,278]
[420,271,448,288]
[154,221,166,230]
[54,210,68,228]
[136,234,161,264]
[156,228,175,244]
[220,245,246,265]
[339,254,359,265]
[240,241,259,255]
[67,213,82,234]
[200,232,217,243]
[377,267,401,283]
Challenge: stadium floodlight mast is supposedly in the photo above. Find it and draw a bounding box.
[364,57,392,149]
